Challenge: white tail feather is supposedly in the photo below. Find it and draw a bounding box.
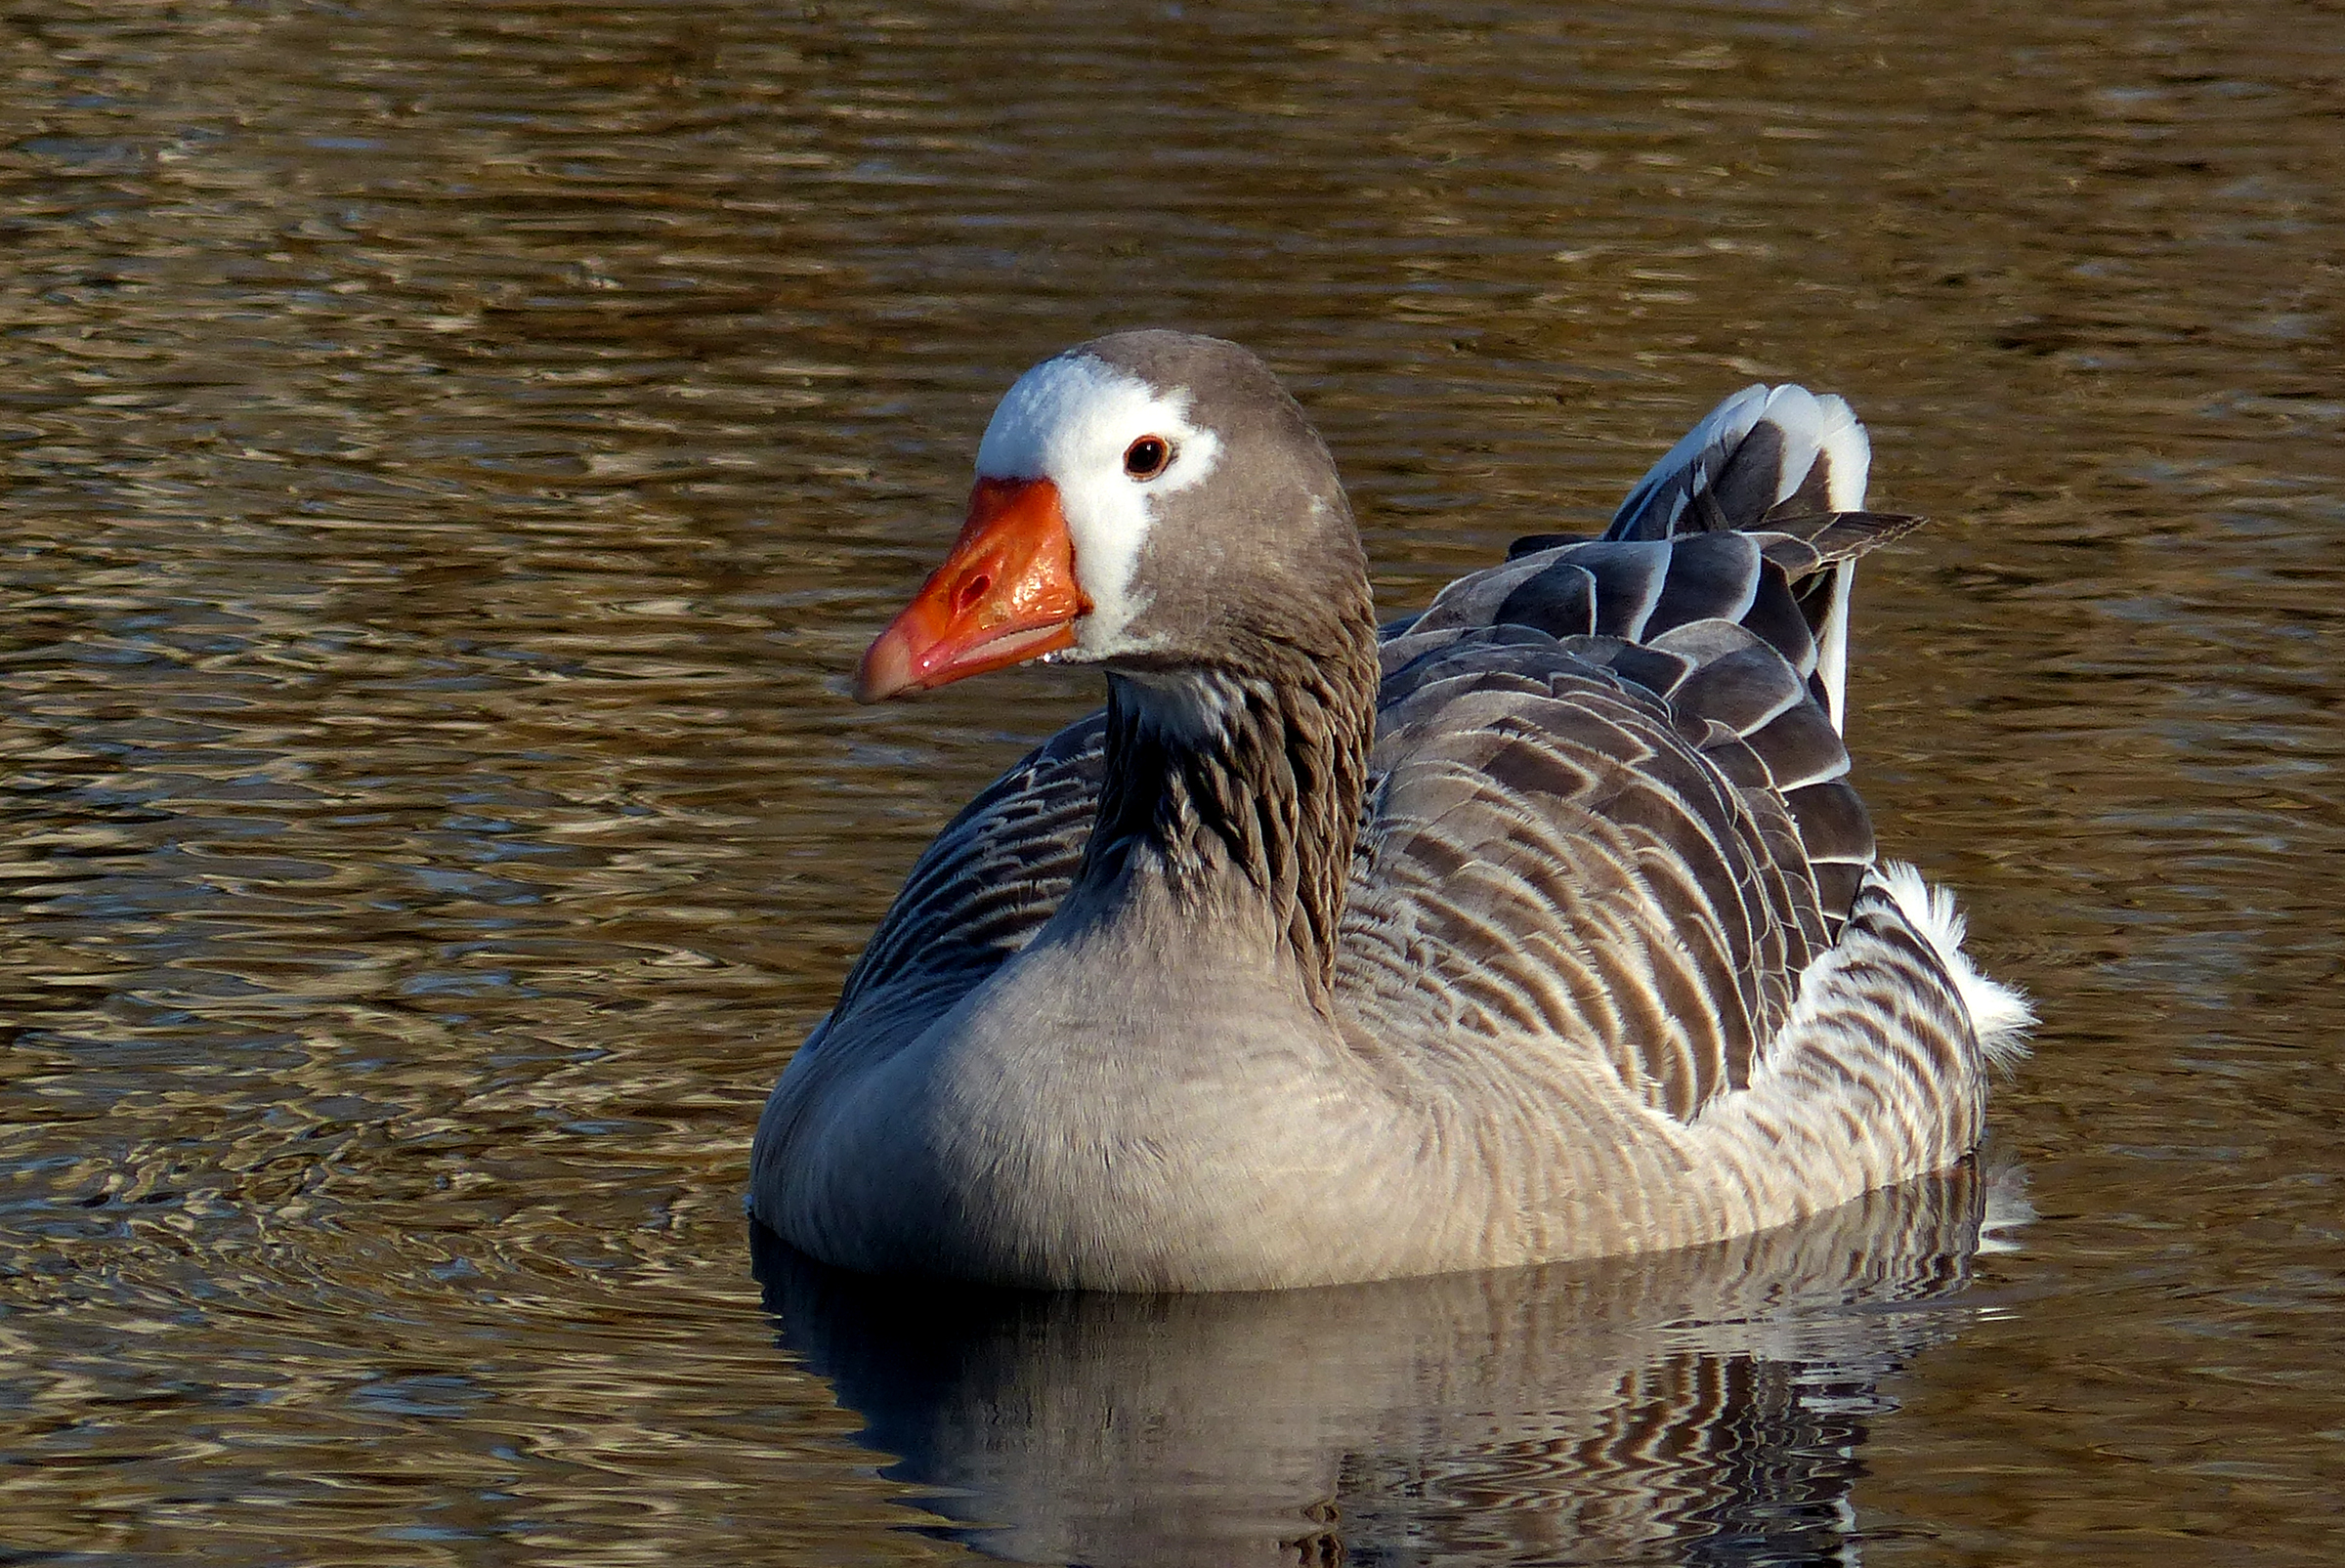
[1799,390,1871,511]
[1817,560,1855,733]
[1875,862,2035,1069]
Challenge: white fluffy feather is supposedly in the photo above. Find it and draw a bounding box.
[1875,861,2035,1068]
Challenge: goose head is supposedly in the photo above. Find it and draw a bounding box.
[854,331,1366,703]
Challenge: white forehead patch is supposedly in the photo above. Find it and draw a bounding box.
[975,352,1222,659]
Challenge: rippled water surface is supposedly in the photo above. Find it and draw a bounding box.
[4,1,2341,1562]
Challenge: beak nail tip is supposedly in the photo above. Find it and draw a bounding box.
[853,634,918,703]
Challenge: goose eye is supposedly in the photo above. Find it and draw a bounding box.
[1122,436,1173,481]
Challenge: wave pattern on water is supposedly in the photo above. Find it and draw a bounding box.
[2,0,2341,1562]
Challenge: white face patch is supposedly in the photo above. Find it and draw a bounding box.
[974,352,1223,659]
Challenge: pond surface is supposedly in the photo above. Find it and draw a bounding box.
[3,0,2341,1562]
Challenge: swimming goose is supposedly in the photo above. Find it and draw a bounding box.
[750,330,2030,1292]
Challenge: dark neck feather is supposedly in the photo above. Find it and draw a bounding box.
[1080,619,1380,1009]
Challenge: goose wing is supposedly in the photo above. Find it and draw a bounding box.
[1335,386,1929,1123]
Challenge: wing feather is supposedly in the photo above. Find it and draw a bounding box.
[831,714,1106,1027]
[1341,641,1826,1120]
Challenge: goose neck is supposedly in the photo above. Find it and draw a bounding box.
[1081,639,1377,1007]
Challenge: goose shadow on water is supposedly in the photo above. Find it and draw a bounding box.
[750,1162,2026,1567]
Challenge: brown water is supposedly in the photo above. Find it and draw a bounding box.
[3,0,2340,1562]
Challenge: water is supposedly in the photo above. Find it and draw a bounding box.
[2,0,2340,1561]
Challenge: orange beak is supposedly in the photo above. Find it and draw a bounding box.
[853,477,1089,702]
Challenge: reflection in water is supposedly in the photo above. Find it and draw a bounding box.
[757,1165,2023,1567]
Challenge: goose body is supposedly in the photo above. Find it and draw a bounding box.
[750,331,2030,1291]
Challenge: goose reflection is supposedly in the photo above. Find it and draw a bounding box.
[753,1164,2022,1567]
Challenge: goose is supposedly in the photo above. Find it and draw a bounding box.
[749,330,2031,1292]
